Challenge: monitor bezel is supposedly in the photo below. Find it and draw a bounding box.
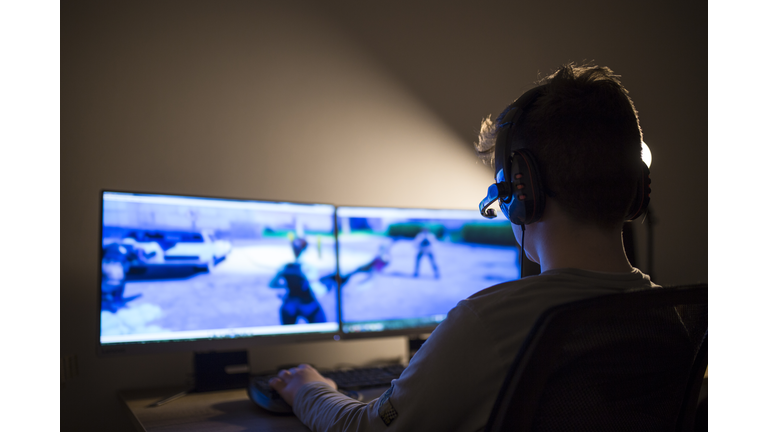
[97,189,342,357]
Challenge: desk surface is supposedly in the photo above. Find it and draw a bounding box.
[120,385,387,432]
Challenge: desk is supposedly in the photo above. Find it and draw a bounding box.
[120,385,388,432]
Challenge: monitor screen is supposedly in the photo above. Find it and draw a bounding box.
[99,191,339,354]
[336,206,520,336]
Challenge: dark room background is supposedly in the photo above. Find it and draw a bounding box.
[60,1,707,430]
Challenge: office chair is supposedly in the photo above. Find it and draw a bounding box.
[485,284,707,432]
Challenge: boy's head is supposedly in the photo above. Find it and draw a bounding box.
[476,64,644,229]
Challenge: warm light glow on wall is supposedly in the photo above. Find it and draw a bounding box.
[68,2,492,211]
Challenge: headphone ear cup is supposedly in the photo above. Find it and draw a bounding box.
[626,163,651,221]
[504,149,546,225]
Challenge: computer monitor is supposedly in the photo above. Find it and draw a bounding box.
[336,206,521,338]
[99,191,339,355]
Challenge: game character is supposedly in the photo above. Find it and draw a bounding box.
[270,236,327,325]
[322,243,391,291]
[100,242,142,312]
[412,227,439,278]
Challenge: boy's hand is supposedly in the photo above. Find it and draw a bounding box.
[268,364,338,406]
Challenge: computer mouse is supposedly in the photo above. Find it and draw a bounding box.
[247,376,293,414]
[247,375,364,414]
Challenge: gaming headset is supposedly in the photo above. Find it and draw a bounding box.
[478,86,651,225]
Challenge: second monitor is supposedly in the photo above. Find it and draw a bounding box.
[336,206,521,337]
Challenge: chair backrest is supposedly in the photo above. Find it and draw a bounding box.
[485,284,707,432]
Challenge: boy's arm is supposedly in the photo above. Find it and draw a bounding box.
[271,301,505,432]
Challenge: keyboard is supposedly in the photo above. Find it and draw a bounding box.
[322,364,406,390]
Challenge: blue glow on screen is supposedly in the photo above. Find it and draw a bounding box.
[336,207,520,333]
[100,192,339,344]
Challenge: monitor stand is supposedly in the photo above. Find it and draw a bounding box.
[148,350,250,407]
[408,334,429,359]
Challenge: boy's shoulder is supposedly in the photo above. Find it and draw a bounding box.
[461,268,654,320]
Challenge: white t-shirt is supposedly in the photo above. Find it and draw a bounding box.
[293,268,659,432]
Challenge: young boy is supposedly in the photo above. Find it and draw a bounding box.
[269,63,657,431]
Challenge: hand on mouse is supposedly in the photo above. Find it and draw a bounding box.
[269,364,337,406]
